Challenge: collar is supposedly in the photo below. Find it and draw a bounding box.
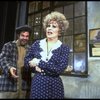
[40,38,62,51]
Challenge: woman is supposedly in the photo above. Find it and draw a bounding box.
[24,11,70,99]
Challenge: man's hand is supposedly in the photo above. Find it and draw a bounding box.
[9,67,19,79]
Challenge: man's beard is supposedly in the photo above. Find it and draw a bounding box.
[20,39,28,46]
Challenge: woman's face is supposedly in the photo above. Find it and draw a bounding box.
[46,20,60,39]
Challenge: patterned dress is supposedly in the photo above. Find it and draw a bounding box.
[24,38,70,99]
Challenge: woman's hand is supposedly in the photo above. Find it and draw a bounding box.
[29,60,36,67]
[35,66,42,72]
[29,58,43,72]
[29,58,40,67]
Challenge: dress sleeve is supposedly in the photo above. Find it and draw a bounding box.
[24,41,39,71]
[38,45,70,75]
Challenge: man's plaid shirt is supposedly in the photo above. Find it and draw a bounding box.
[0,40,30,91]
